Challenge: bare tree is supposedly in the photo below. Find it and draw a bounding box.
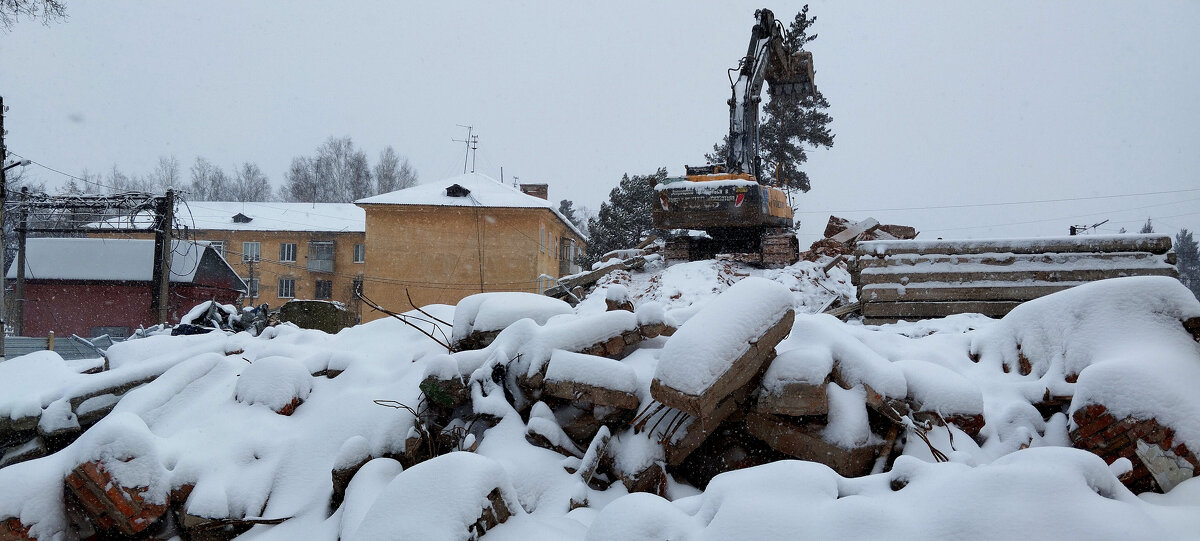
[105,165,152,193]
[282,156,319,203]
[149,155,181,192]
[396,155,418,191]
[374,146,400,194]
[284,136,374,202]
[189,157,233,200]
[233,162,272,202]
[0,0,66,30]
[374,146,418,194]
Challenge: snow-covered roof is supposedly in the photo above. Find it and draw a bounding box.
[356,172,586,239]
[87,202,365,233]
[5,237,235,284]
[182,201,364,232]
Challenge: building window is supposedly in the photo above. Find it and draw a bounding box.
[540,224,546,253]
[315,279,333,299]
[280,242,297,262]
[243,277,259,298]
[242,241,261,262]
[308,241,335,273]
[278,278,295,298]
[208,241,224,257]
[353,243,365,263]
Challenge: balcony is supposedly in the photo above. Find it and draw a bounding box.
[307,241,335,273]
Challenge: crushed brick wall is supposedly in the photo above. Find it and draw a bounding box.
[1070,403,1199,493]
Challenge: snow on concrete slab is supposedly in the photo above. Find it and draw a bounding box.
[893,359,984,417]
[348,452,522,541]
[653,277,794,398]
[451,292,574,343]
[779,314,907,400]
[544,350,639,408]
[234,356,313,413]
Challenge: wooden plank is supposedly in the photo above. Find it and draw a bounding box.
[822,301,862,318]
[859,283,1077,303]
[856,266,1178,286]
[854,251,1164,270]
[854,234,1172,257]
[861,301,1022,319]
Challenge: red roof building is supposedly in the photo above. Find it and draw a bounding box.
[4,238,245,338]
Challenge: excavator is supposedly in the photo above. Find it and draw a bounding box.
[652,8,817,266]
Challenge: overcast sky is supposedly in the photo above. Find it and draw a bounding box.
[2,1,1198,243]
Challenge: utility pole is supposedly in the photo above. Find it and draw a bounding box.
[0,96,7,356]
[453,125,474,174]
[248,258,256,305]
[15,187,27,336]
[150,189,174,324]
[470,135,479,173]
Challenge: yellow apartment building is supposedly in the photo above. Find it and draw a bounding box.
[355,172,586,318]
[96,201,367,320]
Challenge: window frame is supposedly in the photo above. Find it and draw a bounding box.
[208,240,225,257]
[278,277,296,299]
[315,279,333,299]
[353,243,365,263]
[279,242,297,262]
[242,241,261,262]
[307,241,336,273]
[242,277,260,298]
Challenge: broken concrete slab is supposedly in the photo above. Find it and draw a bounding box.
[745,411,882,478]
[543,351,640,411]
[351,452,521,540]
[755,376,830,418]
[651,374,761,467]
[652,306,794,419]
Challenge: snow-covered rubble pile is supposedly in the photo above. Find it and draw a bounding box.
[1,260,1199,540]
[972,276,1200,440]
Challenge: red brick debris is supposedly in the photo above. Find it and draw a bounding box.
[1069,403,1199,493]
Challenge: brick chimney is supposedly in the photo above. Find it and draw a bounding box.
[519,183,549,200]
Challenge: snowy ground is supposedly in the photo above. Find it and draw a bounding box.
[2,257,1200,540]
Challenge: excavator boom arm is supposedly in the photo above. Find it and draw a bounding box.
[725,8,817,181]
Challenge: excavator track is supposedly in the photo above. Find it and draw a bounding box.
[665,229,798,267]
[760,230,800,267]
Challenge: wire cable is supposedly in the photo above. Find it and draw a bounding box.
[796,187,1200,214]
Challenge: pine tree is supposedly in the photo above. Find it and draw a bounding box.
[584,168,667,267]
[1140,218,1155,234]
[557,199,587,232]
[706,5,834,192]
[1175,228,1200,300]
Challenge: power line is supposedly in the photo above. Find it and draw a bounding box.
[919,196,1200,234]
[795,187,1200,214]
[5,150,126,192]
